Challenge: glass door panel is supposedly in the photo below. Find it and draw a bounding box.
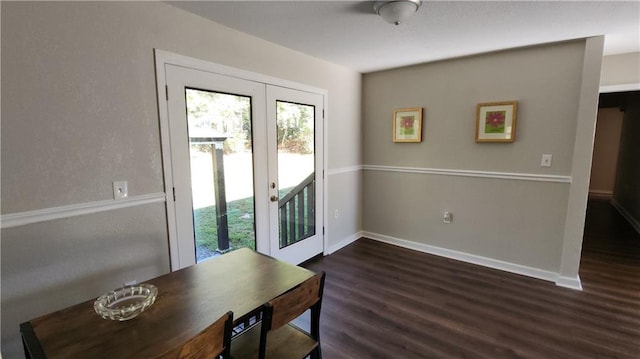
[185,89,256,263]
[276,101,316,248]
[165,64,267,270]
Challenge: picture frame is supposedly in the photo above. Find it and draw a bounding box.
[475,101,518,143]
[392,107,423,143]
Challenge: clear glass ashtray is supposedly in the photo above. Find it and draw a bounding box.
[94,283,158,321]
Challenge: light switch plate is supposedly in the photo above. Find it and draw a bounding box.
[443,211,452,224]
[113,181,128,199]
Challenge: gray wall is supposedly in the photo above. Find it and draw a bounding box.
[1,205,171,349]
[1,2,361,357]
[601,52,640,88]
[362,40,596,277]
[614,92,640,230]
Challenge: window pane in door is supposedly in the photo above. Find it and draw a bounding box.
[276,101,316,249]
[185,88,256,262]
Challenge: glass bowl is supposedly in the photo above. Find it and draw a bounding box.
[94,283,158,321]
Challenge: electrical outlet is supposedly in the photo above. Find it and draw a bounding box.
[443,211,452,224]
[334,210,339,219]
[113,181,128,199]
[541,154,553,167]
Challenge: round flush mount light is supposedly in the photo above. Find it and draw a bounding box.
[374,0,422,26]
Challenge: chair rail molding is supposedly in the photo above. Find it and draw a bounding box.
[327,165,363,176]
[363,165,572,183]
[0,193,167,229]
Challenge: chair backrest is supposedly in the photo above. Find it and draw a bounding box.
[267,272,325,330]
[259,271,326,356]
[165,311,234,359]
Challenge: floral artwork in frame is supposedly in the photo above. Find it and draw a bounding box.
[392,107,423,143]
[476,101,518,143]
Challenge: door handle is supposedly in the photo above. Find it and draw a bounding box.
[270,195,278,202]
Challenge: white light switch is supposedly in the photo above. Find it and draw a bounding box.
[443,211,452,224]
[541,154,553,167]
[113,181,128,199]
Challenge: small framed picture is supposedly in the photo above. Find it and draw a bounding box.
[393,107,423,143]
[476,101,518,143]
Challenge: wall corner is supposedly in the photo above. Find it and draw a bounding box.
[558,36,605,280]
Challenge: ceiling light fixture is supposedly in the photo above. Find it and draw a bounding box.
[374,0,422,26]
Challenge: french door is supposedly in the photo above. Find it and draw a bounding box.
[160,61,324,270]
[267,86,324,264]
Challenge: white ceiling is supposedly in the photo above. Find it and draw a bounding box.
[169,1,640,73]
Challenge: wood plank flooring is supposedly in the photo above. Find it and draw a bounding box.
[304,200,640,358]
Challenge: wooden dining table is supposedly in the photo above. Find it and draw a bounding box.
[20,248,315,358]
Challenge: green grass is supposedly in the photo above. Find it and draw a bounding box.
[194,196,256,252]
[193,187,296,254]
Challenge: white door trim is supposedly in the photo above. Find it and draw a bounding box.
[154,49,328,270]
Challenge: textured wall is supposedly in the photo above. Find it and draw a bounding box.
[1,2,165,213]
[0,1,361,213]
[1,204,170,357]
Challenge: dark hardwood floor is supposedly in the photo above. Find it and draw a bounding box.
[305,199,640,358]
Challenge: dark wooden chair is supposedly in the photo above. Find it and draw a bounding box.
[231,272,326,359]
[161,311,234,359]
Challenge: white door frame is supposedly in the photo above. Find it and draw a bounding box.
[154,49,328,270]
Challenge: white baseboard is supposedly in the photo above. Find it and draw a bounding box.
[555,275,583,290]
[325,232,361,255]
[611,199,640,235]
[362,231,581,290]
[588,190,613,200]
